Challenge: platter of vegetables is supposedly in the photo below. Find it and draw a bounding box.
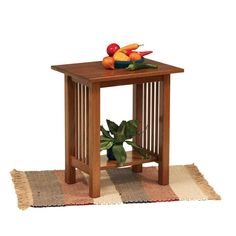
[102,43,158,71]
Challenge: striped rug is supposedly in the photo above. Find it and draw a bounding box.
[11,164,220,210]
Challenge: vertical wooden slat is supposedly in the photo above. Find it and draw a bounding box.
[147,82,151,151]
[64,75,76,184]
[82,85,86,163]
[132,83,143,173]
[151,82,155,153]
[81,85,84,163]
[155,82,159,155]
[143,83,147,149]
[83,85,86,164]
[77,84,80,161]
[79,84,82,161]
[75,83,78,159]
[86,86,89,165]
[88,83,100,198]
[158,75,170,185]
[141,84,144,147]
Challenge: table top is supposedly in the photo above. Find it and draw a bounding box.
[51,59,184,87]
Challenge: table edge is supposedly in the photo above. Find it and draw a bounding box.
[51,60,184,86]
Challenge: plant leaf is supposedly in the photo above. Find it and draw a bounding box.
[112,144,127,166]
[125,120,138,139]
[100,135,113,142]
[117,120,126,134]
[106,119,119,134]
[114,121,127,144]
[114,133,126,144]
[100,125,112,138]
[100,140,113,151]
[125,140,149,159]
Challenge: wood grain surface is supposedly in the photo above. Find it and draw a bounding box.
[52,59,184,87]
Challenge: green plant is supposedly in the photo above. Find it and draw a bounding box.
[100,119,148,166]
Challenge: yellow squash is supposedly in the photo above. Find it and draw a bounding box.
[113,51,130,61]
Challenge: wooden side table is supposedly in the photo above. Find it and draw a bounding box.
[51,59,184,198]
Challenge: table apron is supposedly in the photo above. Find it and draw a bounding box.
[99,75,166,87]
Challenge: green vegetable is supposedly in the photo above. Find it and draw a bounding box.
[126,62,158,71]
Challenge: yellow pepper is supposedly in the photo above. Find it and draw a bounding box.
[113,51,130,61]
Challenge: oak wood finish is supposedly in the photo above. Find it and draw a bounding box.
[101,151,158,170]
[52,59,184,197]
[71,156,89,174]
[78,84,82,161]
[132,84,143,173]
[143,83,147,149]
[86,86,89,165]
[141,82,160,158]
[158,75,170,185]
[88,83,100,198]
[147,83,151,151]
[82,85,86,163]
[64,75,77,184]
[155,82,160,155]
[51,59,184,87]
[75,83,78,160]
[151,82,155,153]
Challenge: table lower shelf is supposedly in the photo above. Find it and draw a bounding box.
[71,151,158,174]
[100,151,158,170]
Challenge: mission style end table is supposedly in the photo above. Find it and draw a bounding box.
[51,59,184,198]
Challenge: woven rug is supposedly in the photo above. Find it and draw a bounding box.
[10,164,220,210]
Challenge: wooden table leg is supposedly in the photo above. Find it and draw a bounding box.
[158,75,170,185]
[132,83,143,173]
[64,75,77,184]
[88,83,101,198]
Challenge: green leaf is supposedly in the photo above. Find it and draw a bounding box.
[114,133,126,144]
[112,144,127,166]
[100,135,113,142]
[100,140,113,151]
[125,140,149,159]
[113,121,127,144]
[106,119,119,134]
[100,125,112,138]
[127,120,138,128]
[125,120,138,139]
[117,120,126,134]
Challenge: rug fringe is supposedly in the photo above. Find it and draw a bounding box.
[10,169,33,210]
[185,164,221,200]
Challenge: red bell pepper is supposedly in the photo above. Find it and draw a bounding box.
[137,51,153,56]
[122,49,153,56]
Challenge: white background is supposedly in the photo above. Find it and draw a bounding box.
[0,0,236,235]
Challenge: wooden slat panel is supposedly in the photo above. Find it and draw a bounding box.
[77,84,89,166]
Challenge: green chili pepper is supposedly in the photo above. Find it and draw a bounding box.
[126,62,158,71]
